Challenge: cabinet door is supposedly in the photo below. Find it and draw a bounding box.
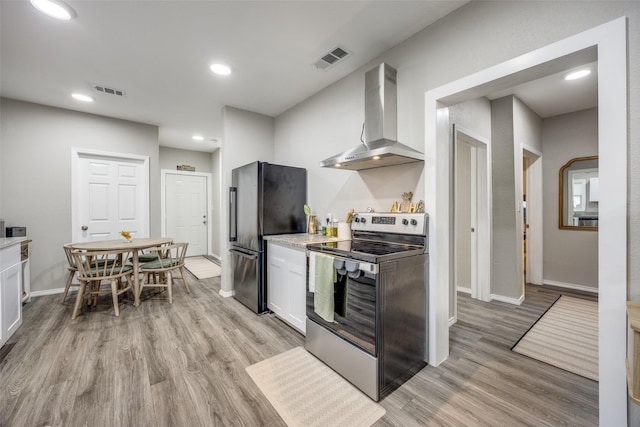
[1,262,22,346]
[285,249,307,334]
[267,244,287,316]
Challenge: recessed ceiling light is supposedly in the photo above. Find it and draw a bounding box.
[210,63,232,76]
[30,0,76,20]
[565,69,592,81]
[192,135,204,141]
[71,93,93,102]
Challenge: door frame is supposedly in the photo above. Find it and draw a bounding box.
[425,17,627,424]
[71,148,150,243]
[453,125,491,309]
[161,169,213,256]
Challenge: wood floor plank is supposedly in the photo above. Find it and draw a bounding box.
[0,278,597,426]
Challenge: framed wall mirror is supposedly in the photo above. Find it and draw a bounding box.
[559,156,598,230]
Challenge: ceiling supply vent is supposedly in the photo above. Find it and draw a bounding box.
[92,84,125,97]
[314,46,350,70]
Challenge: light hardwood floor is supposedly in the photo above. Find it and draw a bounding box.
[0,275,597,426]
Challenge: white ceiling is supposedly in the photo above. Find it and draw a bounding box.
[1,1,597,153]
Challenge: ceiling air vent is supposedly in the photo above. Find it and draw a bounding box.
[314,46,350,70]
[92,84,125,97]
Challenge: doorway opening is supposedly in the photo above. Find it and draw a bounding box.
[453,125,491,325]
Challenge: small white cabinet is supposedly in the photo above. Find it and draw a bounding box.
[267,242,307,334]
[0,241,25,348]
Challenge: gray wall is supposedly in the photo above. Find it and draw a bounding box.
[159,146,214,174]
[220,106,275,294]
[273,0,639,310]
[542,108,598,289]
[490,96,521,300]
[0,98,160,294]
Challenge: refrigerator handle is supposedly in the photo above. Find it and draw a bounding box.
[229,186,237,241]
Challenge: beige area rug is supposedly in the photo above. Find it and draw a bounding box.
[246,347,386,427]
[512,295,598,381]
[183,256,221,279]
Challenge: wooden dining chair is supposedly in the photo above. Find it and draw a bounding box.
[62,243,80,303]
[62,243,116,303]
[71,248,136,319]
[138,242,189,303]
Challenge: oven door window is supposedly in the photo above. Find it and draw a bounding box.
[307,271,377,356]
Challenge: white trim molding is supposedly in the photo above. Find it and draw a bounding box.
[490,293,525,306]
[543,280,599,294]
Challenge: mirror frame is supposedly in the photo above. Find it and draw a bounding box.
[558,155,598,231]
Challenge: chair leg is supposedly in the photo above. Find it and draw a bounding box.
[61,270,75,303]
[167,272,173,304]
[111,279,120,317]
[179,266,190,294]
[72,281,86,320]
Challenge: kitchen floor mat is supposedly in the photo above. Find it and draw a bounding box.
[512,295,598,381]
[183,256,221,279]
[246,347,385,427]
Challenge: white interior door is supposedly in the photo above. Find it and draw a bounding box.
[163,171,209,256]
[72,149,149,242]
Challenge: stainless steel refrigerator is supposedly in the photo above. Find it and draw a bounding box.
[229,161,307,313]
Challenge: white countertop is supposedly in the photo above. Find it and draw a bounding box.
[265,233,349,250]
[0,237,30,250]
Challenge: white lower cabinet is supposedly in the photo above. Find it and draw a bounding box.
[0,244,23,348]
[267,242,306,334]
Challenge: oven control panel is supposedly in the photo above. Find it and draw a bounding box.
[351,212,427,235]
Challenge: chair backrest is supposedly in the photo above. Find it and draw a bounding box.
[73,249,134,280]
[140,243,189,271]
[63,243,77,270]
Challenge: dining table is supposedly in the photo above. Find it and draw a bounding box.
[69,237,173,307]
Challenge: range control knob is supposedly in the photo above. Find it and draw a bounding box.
[360,218,366,224]
[411,219,418,226]
[402,219,409,225]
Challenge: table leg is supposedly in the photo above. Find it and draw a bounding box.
[133,251,140,307]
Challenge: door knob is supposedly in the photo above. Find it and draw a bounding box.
[81,225,88,231]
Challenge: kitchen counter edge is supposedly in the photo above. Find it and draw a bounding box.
[265,233,349,250]
[0,237,31,250]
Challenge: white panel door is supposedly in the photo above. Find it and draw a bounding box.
[165,173,207,256]
[73,150,149,242]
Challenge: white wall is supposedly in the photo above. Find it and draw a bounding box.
[220,106,275,294]
[542,108,598,289]
[0,98,160,294]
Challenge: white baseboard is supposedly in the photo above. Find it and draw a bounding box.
[543,280,599,294]
[457,287,472,295]
[490,293,524,305]
[219,289,234,298]
[30,288,64,297]
[448,316,457,327]
[208,253,222,262]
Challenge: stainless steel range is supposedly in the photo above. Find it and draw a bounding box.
[305,212,428,401]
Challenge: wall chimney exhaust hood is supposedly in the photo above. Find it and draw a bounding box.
[320,63,424,171]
